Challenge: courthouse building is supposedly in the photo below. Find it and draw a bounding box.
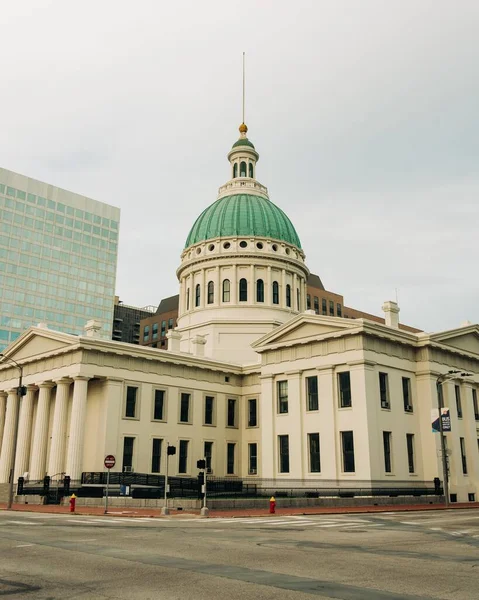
[0,124,478,503]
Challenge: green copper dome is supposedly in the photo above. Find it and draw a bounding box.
[185,194,302,248]
[232,137,255,149]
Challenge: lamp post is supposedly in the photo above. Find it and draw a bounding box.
[0,353,26,510]
[436,370,472,508]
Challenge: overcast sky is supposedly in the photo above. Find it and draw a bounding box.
[2,1,478,332]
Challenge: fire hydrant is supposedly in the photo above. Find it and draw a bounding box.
[269,496,276,514]
[69,493,77,513]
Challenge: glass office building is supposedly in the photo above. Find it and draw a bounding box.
[0,167,120,352]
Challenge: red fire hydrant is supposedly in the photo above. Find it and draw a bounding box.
[269,496,276,514]
[69,493,77,513]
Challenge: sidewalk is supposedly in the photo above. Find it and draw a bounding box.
[1,501,478,519]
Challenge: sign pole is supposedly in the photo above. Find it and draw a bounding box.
[105,467,110,514]
[161,443,169,516]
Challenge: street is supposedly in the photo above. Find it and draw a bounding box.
[0,509,478,599]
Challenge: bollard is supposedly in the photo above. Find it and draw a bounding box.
[69,493,77,513]
[269,496,276,514]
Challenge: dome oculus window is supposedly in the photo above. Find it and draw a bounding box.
[239,241,248,248]
[256,242,263,250]
[272,244,278,252]
[196,247,201,255]
[223,242,231,249]
[208,244,215,251]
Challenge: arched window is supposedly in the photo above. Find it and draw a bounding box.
[256,279,264,302]
[286,284,291,307]
[272,281,279,305]
[240,161,247,177]
[195,284,201,307]
[186,288,190,311]
[233,163,238,178]
[222,279,230,302]
[239,278,248,302]
[249,163,254,178]
[207,281,214,304]
[296,288,300,310]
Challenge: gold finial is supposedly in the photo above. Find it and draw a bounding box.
[239,123,248,134]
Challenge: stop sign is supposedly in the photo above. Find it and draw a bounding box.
[104,455,116,469]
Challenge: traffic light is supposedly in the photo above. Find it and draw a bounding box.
[197,459,206,469]
[167,445,176,456]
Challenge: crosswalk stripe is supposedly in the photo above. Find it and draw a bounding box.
[7,521,41,526]
[316,522,366,528]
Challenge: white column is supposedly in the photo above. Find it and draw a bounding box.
[249,264,255,305]
[48,378,72,477]
[281,269,286,308]
[14,385,37,480]
[260,375,275,478]
[29,382,54,480]
[266,266,272,306]
[201,269,206,308]
[0,389,20,483]
[0,391,7,453]
[231,265,237,304]
[66,376,90,481]
[293,273,298,311]
[214,266,220,306]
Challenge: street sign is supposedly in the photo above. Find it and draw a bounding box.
[104,455,116,469]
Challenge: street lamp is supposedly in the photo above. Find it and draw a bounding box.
[436,370,472,508]
[0,353,26,510]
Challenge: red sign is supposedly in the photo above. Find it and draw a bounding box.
[104,455,116,469]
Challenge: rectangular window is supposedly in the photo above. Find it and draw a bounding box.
[227,443,235,475]
[278,435,290,473]
[153,389,165,421]
[406,433,415,473]
[143,325,150,341]
[122,437,134,471]
[204,395,215,425]
[329,300,334,315]
[227,398,237,427]
[337,303,342,317]
[338,372,352,408]
[313,296,319,314]
[248,443,258,475]
[125,386,138,418]
[460,437,468,475]
[383,431,392,473]
[455,385,463,418]
[341,431,355,472]
[402,377,413,412]
[180,393,191,423]
[306,376,319,411]
[151,438,162,473]
[473,389,479,421]
[322,298,327,315]
[204,441,213,473]
[168,317,174,329]
[178,440,189,473]
[277,380,288,414]
[248,398,257,427]
[161,320,166,336]
[308,433,321,473]
[379,372,390,409]
[306,294,311,310]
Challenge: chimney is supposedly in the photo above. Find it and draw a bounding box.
[166,330,181,352]
[191,335,207,357]
[382,301,400,329]
[84,319,102,338]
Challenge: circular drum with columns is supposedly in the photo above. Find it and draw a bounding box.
[176,124,309,363]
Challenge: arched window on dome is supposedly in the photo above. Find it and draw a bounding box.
[195,284,201,307]
[256,279,264,303]
[207,281,214,305]
[222,279,230,302]
[239,278,248,302]
[233,163,238,178]
[286,284,291,308]
[240,161,247,177]
[249,163,254,178]
[272,281,279,305]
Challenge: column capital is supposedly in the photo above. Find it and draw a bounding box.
[38,381,55,390]
[0,390,8,398]
[53,377,73,386]
[72,375,91,382]
[26,384,38,392]
[7,388,19,395]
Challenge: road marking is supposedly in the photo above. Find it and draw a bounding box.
[400,521,422,525]
[346,523,384,529]
[66,519,102,524]
[7,521,41,526]
[271,521,317,527]
[450,532,462,536]
[15,544,34,547]
[430,527,442,531]
[316,522,368,528]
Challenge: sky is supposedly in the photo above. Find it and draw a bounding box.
[2,0,478,332]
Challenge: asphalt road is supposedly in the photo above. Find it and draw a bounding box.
[0,509,478,599]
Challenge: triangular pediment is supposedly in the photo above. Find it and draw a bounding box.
[2,327,78,362]
[431,326,479,356]
[252,314,360,350]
